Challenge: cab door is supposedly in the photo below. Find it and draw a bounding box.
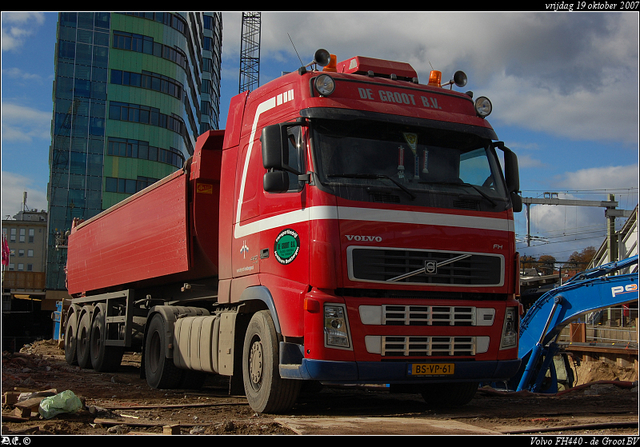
[258,125,311,337]
[259,125,309,278]
[232,137,263,278]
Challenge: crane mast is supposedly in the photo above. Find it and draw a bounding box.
[239,12,261,93]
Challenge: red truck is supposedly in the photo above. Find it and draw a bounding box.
[64,49,523,413]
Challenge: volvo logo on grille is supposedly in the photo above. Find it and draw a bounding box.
[424,260,437,275]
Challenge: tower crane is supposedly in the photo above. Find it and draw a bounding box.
[239,12,261,93]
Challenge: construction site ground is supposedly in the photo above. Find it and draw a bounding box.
[2,339,638,436]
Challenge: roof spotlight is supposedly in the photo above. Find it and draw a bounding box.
[314,74,335,96]
[474,96,492,118]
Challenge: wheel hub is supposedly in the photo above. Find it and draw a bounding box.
[249,339,264,386]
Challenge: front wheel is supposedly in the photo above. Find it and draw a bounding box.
[242,310,300,414]
[144,313,183,389]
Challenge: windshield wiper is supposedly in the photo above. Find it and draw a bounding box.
[466,183,498,207]
[420,180,497,207]
[327,173,416,200]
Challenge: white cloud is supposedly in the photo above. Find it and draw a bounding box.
[561,165,639,192]
[257,13,636,80]
[1,102,51,142]
[1,12,46,52]
[523,196,606,259]
[243,12,637,147]
[1,172,48,218]
[518,190,610,260]
[517,154,548,169]
[520,164,638,255]
[487,70,638,145]
[528,194,603,237]
[2,67,43,83]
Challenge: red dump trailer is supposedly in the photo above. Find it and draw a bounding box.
[64,50,523,414]
[66,130,223,296]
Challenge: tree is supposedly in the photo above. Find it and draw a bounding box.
[564,246,596,270]
[538,255,556,276]
[520,255,537,271]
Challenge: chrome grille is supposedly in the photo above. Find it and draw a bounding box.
[348,248,503,287]
[382,336,476,357]
[383,305,474,326]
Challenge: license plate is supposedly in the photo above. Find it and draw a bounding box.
[409,363,455,376]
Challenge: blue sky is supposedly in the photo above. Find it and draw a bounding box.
[2,11,638,261]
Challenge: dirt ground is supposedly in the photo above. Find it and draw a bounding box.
[2,339,638,436]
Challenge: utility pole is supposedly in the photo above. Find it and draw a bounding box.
[606,193,617,263]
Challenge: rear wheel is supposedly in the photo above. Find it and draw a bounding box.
[76,306,93,369]
[144,313,183,389]
[64,311,78,366]
[421,382,478,408]
[89,304,124,372]
[242,310,301,414]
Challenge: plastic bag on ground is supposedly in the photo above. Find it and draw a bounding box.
[38,390,83,419]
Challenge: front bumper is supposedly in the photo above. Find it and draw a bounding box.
[280,356,521,384]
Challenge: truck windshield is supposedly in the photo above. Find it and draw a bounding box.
[311,118,509,212]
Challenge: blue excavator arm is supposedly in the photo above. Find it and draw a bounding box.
[513,255,638,392]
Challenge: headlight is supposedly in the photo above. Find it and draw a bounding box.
[314,74,335,96]
[474,96,492,118]
[324,304,351,349]
[500,306,518,350]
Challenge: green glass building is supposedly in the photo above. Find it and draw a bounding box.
[47,12,223,290]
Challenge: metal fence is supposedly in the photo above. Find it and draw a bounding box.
[558,306,638,348]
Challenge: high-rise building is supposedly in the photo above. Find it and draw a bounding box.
[46,12,223,290]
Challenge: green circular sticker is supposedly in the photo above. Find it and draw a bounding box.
[274,229,300,265]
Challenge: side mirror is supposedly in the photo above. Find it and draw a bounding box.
[261,122,304,175]
[261,121,307,193]
[503,149,520,195]
[511,192,523,213]
[493,142,522,213]
[263,170,290,193]
[493,141,520,194]
[261,124,288,170]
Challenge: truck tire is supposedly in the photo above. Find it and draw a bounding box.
[420,382,478,408]
[89,304,124,372]
[64,311,79,366]
[76,306,94,369]
[242,310,301,414]
[144,313,183,389]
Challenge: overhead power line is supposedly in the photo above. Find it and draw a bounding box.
[520,193,636,264]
